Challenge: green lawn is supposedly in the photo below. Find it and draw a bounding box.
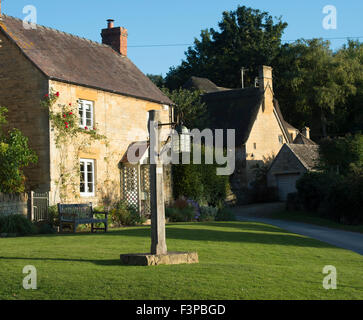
[270,211,363,234]
[1,222,362,300]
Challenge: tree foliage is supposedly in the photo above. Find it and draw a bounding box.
[161,88,208,129]
[318,133,363,175]
[274,39,359,137]
[165,5,288,89]
[161,4,363,138]
[172,146,230,207]
[0,107,38,193]
[147,74,165,88]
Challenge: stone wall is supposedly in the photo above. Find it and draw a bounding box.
[48,80,172,206]
[245,84,288,186]
[0,30,50,192]
[267,144,307,187]
[0,193,28,216]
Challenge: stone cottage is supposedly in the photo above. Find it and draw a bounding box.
[267,142,320,201]
[267,127,319,201]
[0,15,174,212]
[184,66,302,202]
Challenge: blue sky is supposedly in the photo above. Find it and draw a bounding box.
[3,0,363,76]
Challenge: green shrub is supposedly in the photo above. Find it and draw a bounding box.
[110,201,143,226]
[48,205,59,227]
[199,206,218,222]
[35,222,56,234]
[286,192,302,211]
[323,174,363,224]
[296,171,363,225]
[0,214,36,235]
[165,206,195,222]
[172,145,230,207]
[215,208,236,221]
[296,172,340,212]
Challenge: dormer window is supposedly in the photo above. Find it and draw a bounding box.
[78,99,94,129]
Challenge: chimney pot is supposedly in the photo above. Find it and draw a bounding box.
[302,127,310,139]
[107,19,115,29]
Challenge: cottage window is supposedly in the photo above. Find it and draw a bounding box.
[279,135,284,144]
[78,100,94,129]
[80,159,95,197]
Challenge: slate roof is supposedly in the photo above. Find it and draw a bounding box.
[293,133,317,145]
[0,15,173,105]
[202,87,264,144]
[287,144,320,170]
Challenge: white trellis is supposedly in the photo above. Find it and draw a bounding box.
[121,164,151,216]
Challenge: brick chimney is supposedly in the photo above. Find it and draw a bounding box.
[101,19,128,56]
[301,127,310,139]
[259,65,273,92]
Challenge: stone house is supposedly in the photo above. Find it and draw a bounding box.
[184,66,302,202]
[267,127,319,201]
[0,15,174,212]
[267,142,320,201]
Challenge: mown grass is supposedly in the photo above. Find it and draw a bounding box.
[270,211,363,234]
[0,222,362,300]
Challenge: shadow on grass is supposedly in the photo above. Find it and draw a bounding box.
[30,222,333,249]
[0,256,122,267]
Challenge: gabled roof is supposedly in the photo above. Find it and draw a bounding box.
[202,87,264,144]
[272,99,294,143]
[287,144,320,170]
[0,15,173,105]
[293,133,317,145]
[183,76,229,93]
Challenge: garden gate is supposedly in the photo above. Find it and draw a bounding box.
[29,191,49,222]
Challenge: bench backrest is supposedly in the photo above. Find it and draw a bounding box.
[58,203,93,220]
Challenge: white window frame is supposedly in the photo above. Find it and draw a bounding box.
[78,99,94,129]
[80,159,95,197]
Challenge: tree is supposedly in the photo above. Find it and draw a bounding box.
[165,5,288,90]
[318,134,363,175]
[273,39,357,137]
[332,41,363,134]
[147,74,165,88]
[161,88,208,129]
[0,107,38,193]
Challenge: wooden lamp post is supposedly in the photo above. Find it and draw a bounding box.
[120,110,198,266]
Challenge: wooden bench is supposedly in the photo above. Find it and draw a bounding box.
[57,203,108,233]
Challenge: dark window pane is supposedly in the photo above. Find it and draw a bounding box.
[88,183,93,193]
[87,172,93,183]
[79,107,83,125]
[80,183,85,193]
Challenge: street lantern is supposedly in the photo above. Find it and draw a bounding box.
[172,123,191,153]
